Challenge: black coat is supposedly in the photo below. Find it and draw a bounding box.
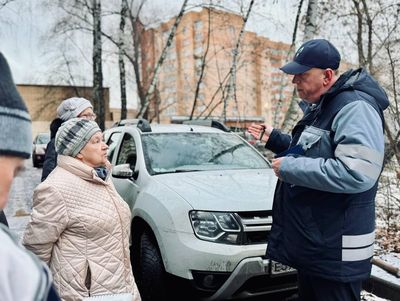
[0,210,8,227]
[41,118,63,182]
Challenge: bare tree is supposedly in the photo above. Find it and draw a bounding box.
[122,0,147,116]
[304,0,319,40]
[222,0,255,122]
[118,0,128,120]
[136,0,189,118]
[189,6,212,120]
[40,0,109,127]
[92,0,105,130]
[281,0,319,133]
[273,0,304,128]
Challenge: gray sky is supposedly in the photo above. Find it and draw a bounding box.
[0,0,328,109]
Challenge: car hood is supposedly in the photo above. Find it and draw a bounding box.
[154,169,277,212]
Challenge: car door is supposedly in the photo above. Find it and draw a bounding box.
[111,132,141,211]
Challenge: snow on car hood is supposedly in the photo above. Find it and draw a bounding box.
[154,168,277,212]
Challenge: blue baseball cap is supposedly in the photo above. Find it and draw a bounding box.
[280,39,341,75]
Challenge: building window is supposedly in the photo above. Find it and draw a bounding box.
[194,20,203,30]
[195,58,202,68]
[182,26,188,34]
[194,45,203,56]
[194,32,203,42]
[229,25,236,36]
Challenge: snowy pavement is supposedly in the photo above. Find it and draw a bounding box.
[4,159,395,301]
[4,159,41,241]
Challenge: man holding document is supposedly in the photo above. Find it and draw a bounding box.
[248,39,389,301]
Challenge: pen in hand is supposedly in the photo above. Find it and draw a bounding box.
[259,125,266,141]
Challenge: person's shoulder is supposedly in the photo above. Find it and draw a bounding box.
[0,226,44,300]
[36,167,70,191]
[0,226,23,259]
[0,226,15,250]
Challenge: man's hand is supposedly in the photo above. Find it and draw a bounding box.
[271,158,283,179]
[247,123,273,143]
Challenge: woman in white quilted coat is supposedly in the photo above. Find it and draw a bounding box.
[23,118,141,301]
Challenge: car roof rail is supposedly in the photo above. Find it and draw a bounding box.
[137,119,152,132]
[111,118,140,128]
[182,119,230,132]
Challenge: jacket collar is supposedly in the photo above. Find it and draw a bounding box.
[57,155,110,184]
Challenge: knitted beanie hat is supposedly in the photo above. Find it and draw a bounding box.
[56,97,93,121]
[55,118,101,157]
[0,53,32,159]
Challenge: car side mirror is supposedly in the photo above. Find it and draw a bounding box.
[112,164,133,179]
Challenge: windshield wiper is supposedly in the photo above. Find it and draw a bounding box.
[208,144,245,162]
[154,168,202,175]
[175,169,202,173]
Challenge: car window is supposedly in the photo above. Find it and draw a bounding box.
[35,133,50,144]
[116,134,137,170]
[106,132,122,161]
[141,132,269,175]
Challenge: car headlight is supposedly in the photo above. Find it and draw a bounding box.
[190,211,241,244]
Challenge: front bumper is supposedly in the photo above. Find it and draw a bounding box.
[160,231,297,300]
[195,257,297,300]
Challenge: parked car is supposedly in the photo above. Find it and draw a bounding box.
[104,120,297,301]
[32,132,50,167]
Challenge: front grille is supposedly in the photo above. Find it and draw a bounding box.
[235,211,272,244]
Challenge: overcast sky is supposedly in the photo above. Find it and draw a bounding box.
[0,0,321,109]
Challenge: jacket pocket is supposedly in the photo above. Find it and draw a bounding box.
[85,261,92,293]
[297,126,332,158]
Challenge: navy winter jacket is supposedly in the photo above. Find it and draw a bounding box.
[266,68,389,282]
[41,118,63,182]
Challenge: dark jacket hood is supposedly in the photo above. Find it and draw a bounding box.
[50,118,63,138]
[326,68,389,111]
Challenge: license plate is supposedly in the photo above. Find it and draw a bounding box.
[270,260,296,276]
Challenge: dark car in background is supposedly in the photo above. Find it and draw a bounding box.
[32,132,50,167]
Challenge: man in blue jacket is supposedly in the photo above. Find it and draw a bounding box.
[248,39,389,301]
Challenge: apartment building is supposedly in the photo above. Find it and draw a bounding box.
[141,7,294,129]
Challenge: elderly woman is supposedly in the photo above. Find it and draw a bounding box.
[41,97,95,182]
[23,118,141,301]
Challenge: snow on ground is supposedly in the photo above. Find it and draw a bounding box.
[361,291,390,301]
[375,167,400,253]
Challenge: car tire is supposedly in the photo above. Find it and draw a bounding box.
[139,230,168,301]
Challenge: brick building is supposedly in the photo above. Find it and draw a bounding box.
[16,84,112,137]
[141,7,294,129]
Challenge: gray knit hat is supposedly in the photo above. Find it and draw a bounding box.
[55,118,101,157]
[0,52,32,159]
[57,97,93,121]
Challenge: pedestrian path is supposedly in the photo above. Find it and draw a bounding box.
[4,159,41,241]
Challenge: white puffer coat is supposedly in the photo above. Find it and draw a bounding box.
[23,155,141,301]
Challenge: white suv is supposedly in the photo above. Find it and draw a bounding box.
[104,120,297,301]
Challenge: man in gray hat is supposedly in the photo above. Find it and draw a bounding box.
[248,39,389,300]
[0,52,60,300]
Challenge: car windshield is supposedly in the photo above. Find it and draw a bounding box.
[141,132,270,175]
[36,133,50,144]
